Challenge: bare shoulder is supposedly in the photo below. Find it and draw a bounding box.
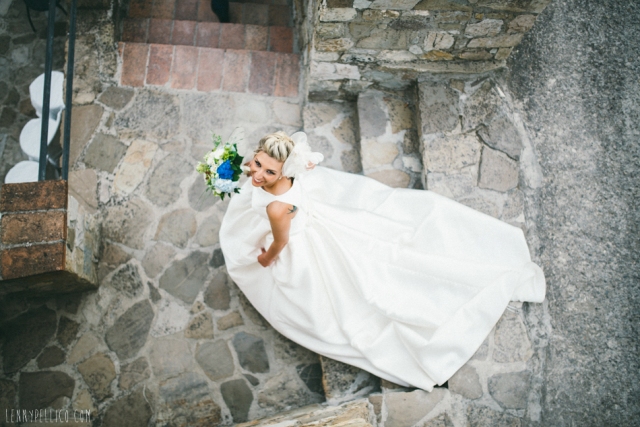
[266,201,297,220]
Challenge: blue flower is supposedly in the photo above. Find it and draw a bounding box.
[215,179,237,193]
[217,160,234,180]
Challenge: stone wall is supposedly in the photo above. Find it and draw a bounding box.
[0,0,67,182]
[507,0,640,424]
[306,0,551,100]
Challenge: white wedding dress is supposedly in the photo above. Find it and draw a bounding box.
[219,166,545,391]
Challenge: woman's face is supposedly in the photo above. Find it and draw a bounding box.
[249,151,284,188]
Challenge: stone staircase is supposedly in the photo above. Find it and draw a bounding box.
[119,0,299,97]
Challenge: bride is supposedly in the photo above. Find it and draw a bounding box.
[219,131,546,391]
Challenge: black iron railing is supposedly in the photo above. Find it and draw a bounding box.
[38,0,77,181]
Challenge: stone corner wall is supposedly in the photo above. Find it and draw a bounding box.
[305,0,551,100]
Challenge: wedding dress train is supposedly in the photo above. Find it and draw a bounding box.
[219,166,545,391]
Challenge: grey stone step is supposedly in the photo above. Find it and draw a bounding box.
[356,88,423,189]
[236,398,376,427]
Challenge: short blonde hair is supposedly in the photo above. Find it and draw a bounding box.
[255,131,295,162]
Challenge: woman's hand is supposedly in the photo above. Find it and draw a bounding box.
[257,248,273,267]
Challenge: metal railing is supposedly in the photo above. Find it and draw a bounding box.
[38,0,77,181]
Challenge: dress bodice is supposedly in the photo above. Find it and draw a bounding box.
[251,179,307,235]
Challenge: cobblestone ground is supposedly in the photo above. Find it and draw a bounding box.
[508,0,640,425]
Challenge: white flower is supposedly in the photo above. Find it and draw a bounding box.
[212,146,225,160]
[214,179,237,193]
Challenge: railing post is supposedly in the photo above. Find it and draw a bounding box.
[38,0,57,181]
[61,0,78,181]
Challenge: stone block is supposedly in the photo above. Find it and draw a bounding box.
[494,47,512,60]
[459,50,493,60]
[189,176,216,212]
[488,371,531,409]
[508,14,536,32]
[273,99,302,127]
[149,339,193,378]
[320,8,358,22]
[83,133,127,173]
[1,211,65,245]
[204,270,232,310]
[145,154,193,207]
[1,305,57,374]
[69,168,98,212]
[239,291,270,328]
[221,379,254,423]
[115,90,180,140]
[358,29,407,49]
[102,198,152,250]
[151,298,191,337]
[102,389,152,427]
[378,50,417,62]
[493,310,533,363]
[358,90,388,139]
[424,133,481,173]
[476,0,550,13]
[384,388,447,427]
[98,87,134,110]
[368,169,411,188]
[462,80,501,130]
[37,346,66,368]
[466,405,522,427]
[196,340,235,381]
[194,214,221,247]
[297,363,325,396]
[113,139,158,195]
[317,23,346,39]
[19,371,75,410]
[257,371,322,410]
[466,19,503,37]
[423,413,455,427]
[68,104,104,167]
[77,352,116,401]
[426,167,478,199]
[159,251,210,304]
[458,189,503,218]
[448,364,482,399]
[1,242,65,280]
[159,373,222,426]
[417,82,459,135]
[107,263,144,298]
[217,311,244,330]
[233,332,270,373]
[478,146,518,192]
[155,209,197,248]
[320,356,380,401]
[467,33,523,48]
[311,61,361,81]
[119,357,150,390]
[315,37,355,52]
[424,32,455,51]
[140,242,175,278]
[68,333,102,364]
[105,300,154,360]
[477,115,522,159]
[185,311,214,339]
[414,0,472,11]
[370,0,420,9]
[0,180,66,212]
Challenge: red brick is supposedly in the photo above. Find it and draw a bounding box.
[243,3,269,25]
[148,18,173,44]
[268,5,291,27]
[274,53,299,97]
[129,0,153,18]
[175,0,199,20]
[171,45,199,89]
[222,49,250,92]
[219,23,245,49]
[121,43,149,87]
[197,48,224,91]
[122,18,149,43]
[269,26,293,53]
[196,22,221,48]
[198,0,219,22]
[245,24,268,51]
[147,44,173,85]
[1,242,65,280]
[172,20,197,45]
[248,51,276,96]
[1,211,65,245]
[0,180,67,212]
[229,2,243,23]
[152,0,175,19]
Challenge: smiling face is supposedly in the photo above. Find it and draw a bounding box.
[249,151,284,188]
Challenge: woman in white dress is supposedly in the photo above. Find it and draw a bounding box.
[219,131,546,392]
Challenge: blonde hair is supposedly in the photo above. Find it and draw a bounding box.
[254,131,295,162]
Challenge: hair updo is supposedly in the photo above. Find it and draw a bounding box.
[254,131,295,162]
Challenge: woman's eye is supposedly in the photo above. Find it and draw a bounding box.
[255,161,261,167]
[267,170,275,175]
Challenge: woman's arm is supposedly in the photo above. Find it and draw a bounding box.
[258,201,297,267]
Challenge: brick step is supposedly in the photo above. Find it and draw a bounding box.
[119,42,300,98]
[128,0,292,27]
[122,19,294,53]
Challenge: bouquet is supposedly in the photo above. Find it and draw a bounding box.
[196,132,244,200]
